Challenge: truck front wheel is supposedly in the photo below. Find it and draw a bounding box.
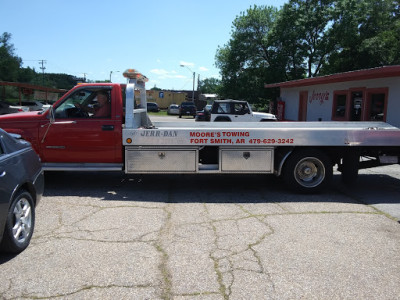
[283,150,332,193]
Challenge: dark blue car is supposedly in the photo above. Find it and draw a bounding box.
[0,129,44,254]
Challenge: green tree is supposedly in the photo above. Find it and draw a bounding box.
[29,73,77,89]
[0,32,22,82]
[271,0,336,79]
[215,0,400,104]
[17,67,36,83]
[215,5,281,104]
[321,0,400,74]
[198,77,221,94]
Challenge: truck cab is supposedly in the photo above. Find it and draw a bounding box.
[0,83,125,170]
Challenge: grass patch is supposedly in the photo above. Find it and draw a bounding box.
[148,110,168,116]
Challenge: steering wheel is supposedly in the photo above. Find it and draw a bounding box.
[72,106,89,118]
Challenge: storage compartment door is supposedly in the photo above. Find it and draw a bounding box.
[220,149,273,173]
[125,149,197,173]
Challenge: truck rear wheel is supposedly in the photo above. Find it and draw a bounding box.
[283,149,332,193]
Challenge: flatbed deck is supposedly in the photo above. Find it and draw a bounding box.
[123,121,400,147]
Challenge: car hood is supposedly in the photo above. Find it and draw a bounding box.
[0,110,47,121]
[253,112,277,120]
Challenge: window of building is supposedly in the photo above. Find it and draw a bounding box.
[366,88,388,122]
[332,91,348,121]
[350,91,363,121]
[332,87,388,122]
[369,94,385,120]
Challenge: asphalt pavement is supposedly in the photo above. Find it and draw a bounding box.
[1,164,399,299]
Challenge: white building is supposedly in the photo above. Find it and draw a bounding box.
[265,65,400,128]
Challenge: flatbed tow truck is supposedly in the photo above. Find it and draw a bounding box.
[1,69,400,193]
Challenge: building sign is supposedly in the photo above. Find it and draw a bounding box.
[309,90,329,105]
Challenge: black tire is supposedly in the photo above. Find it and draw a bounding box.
[283,149,333,193]
[341,152,359,185]
[0,190,35,253]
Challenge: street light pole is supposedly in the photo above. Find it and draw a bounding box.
[180,64,195,102]
[109,70,120,82]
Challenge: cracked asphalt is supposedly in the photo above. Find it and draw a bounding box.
[1,165,400,299]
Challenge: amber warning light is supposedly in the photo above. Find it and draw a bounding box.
[123,69,149,82]
[126,138,132,144]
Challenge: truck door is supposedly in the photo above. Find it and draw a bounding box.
[39,87,121,163]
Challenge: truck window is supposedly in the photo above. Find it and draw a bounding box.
[54,89,111,119]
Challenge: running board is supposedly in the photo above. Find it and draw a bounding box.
[43,163,123,171]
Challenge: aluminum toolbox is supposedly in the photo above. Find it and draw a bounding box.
[220,147,274,173]
[125,146,197,173]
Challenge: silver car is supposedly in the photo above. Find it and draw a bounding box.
[167,104,180,115]
[0,129,44,253]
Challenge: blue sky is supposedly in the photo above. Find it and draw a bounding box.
[1,0,287,90]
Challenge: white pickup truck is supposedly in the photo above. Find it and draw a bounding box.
[210,99,277,122]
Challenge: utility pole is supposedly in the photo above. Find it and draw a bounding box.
[39,60,46,86]
[109,70,120,82]
[180,64,195,102]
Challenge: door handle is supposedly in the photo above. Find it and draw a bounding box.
[102,125,114,131]
[53,121,77,125]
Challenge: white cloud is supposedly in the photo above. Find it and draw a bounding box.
[199,66,209,72]
[150,69,186,79]
[150,69,169,75]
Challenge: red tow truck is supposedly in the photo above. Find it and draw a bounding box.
[0,69,399,193]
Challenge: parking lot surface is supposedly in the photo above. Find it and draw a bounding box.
[1,166,400,299]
